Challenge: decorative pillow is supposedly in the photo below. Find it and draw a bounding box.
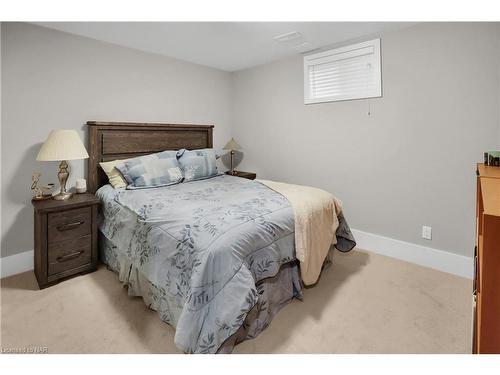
[115,151,183,189]
[99,159,129,189]
[176,148,218,182]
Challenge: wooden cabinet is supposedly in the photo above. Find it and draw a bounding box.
[473,164,500,353]
[32,193,100,289]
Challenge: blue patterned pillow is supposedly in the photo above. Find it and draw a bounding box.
[176,148,218,182]
[115,150,183,189]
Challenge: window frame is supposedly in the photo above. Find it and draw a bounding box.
[303,38,382,104]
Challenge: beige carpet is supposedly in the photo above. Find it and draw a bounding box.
[0,249,472,354]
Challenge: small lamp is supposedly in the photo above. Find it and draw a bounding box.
[36,130,89,200]
[223,137,242,175]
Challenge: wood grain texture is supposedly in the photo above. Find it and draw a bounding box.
[48,207,91,244]
[32,194,100,289]
[87,121,214,193]
[480,178,500,216]
[32,193,99,213]
[477,164,500,179]
[48,236,92,276]
[101,131,209,155]
[474,163,500,353]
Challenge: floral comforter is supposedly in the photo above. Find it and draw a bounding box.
[97,175,296,353]
[97,174,355,353]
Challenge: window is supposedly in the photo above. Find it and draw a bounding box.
[304,38,382,104]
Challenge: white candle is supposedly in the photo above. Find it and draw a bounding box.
[76,178,87,193]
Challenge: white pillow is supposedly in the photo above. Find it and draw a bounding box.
[99,159,129,189]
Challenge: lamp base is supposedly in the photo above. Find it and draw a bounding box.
[53,191,73,200]
[55,160,72,200]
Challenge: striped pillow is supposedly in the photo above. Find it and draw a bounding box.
[176,148,218,182]
[115,151,183,189]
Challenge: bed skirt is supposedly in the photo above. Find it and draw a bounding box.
[217,260,303,353]
[100,234,303,353]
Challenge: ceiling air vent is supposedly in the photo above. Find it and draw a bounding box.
[274,31,316,54]
[274,31,304,47]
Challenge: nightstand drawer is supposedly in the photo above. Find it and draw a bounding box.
[48,207,91,243]
[48,235,92,276]
[33,193,99,289]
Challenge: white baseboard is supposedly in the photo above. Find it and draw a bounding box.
[0,230,474,280]
[0,250,34,279]
[351,229,473,279]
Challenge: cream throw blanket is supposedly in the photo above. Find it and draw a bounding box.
[258,179,342,285]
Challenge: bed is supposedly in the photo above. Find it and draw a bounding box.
[87,121,355,353]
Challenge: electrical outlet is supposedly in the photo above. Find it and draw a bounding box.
[422,226,432,240]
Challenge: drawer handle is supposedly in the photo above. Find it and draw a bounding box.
[56,250,84,262]
[57,221,84,231]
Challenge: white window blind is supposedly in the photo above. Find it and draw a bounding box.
[304,38,382,104]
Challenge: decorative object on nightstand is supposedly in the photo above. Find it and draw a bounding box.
[223,137,242,175]
[31,172,55,201]
[225,170,256,180]
[31,172,43,200]
[32,193,100,289]
[76,178,87,194]
[36,130,89,200]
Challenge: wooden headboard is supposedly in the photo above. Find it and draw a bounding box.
[87,121,214,193]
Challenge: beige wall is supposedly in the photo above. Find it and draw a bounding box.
[1,22,233,258]
[2,22,500,260]
[232,23,500,257]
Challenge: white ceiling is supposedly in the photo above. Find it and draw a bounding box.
[34,22,416,72]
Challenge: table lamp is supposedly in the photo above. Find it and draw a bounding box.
[36,130,89,200]
[223,137,242,175]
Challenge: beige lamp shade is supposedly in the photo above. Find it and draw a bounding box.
[223,137,242,151]
[36,130,89,161]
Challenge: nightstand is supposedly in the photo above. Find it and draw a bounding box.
[225,171,257,180]
[32,193,100,289]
